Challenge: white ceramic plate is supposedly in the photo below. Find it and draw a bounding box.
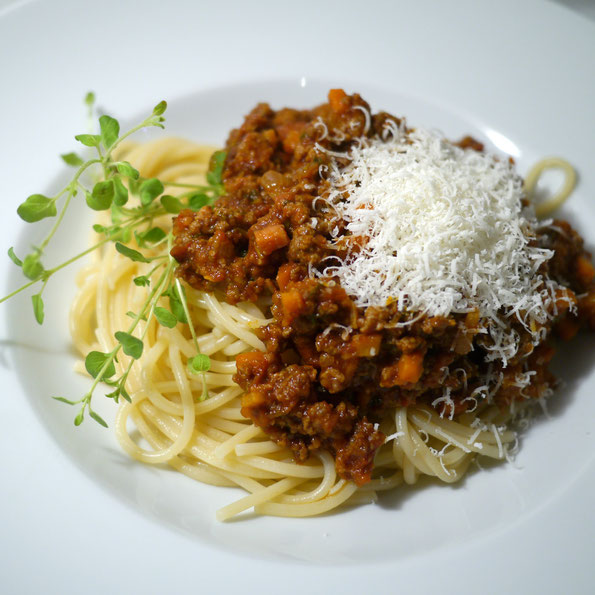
[1,1,594,593]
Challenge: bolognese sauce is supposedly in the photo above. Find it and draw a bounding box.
[171,89,595,486]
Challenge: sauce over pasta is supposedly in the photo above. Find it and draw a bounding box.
[170,89,595,488]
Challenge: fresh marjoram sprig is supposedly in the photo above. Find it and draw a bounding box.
[1,93,226,427]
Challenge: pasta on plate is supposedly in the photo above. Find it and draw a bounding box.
[70,91,594,520]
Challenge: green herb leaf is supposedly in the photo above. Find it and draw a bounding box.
[115,242,150,263]
[154,306,177,328]
[128,177,140,197]
[106,385,120,402]
[151,116,166,129]
[206,150,226,186]
[99,115,120,149]
[139,178,164,206]
[113,176,129,207]
[119,384,131,403]
[189,193,212,210]
[75,134,101,147]
[160,194,183,214]
[61,152,84,167]
[152,100,167,116]
[7,247,22,267]
[115,331,143,360]
[110,203,125,226]
[106,387,120,402]
[85,350,116,379]
[115,161,140,179]
[135,226,166,247]
[85,91,96,107]
[166,283,188,323]
[120,227,132,243]
[52,396,78,405]
[0,96,186,430]
[31,293,44,324]
[89,410,108,428]
[17,194,57,223]
[133,275,150,287]
[188,354,211,374]
[169,299,186,323]
[87,180,114,210]
[22,254,44,280]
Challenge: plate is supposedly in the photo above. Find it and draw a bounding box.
[1,1,594,593]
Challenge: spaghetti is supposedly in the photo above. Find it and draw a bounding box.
[71,135,527,520]
[524,156,576,218]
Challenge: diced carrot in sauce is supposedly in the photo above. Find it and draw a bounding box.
[328,88,348,114]
[276,122,305,154]
[236,351,268,373]
[282,128,302,153]
[253,224,290,256]
[576,254,595,285]
[280,289,305,321]
[351,334,382,357]
[395,351,424,385]
[276,263,293,291]
[235,351,270,387]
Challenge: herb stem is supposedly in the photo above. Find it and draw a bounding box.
[125,262,171,335]
[39,188,75,253]
[0,278,39,304]
[175,277,200,353]
[37,159,101,254]
[47,236,113,276]
[85,343,121,401]
[106,115,159,160]
[5,97,223,426]
[1,218,150,305]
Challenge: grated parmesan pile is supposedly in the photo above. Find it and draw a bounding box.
[317,122,561,365]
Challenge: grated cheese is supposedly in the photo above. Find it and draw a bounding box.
[316,122,560,365]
